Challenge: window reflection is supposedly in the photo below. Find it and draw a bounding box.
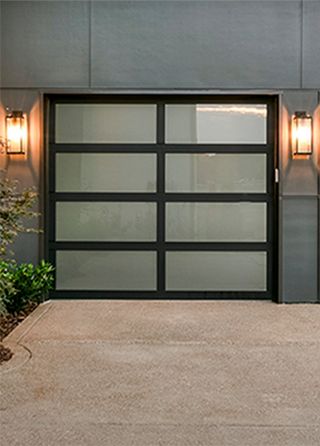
[56,104,157,143]
[56,202,157,242]
[166,104,267,143]
[56,251,157,290]
[166,153,266,193]
[166,251,267,291]
[166,202,267,242]
[56,153,157,192]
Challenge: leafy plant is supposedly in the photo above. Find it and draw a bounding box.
[0,297,8,316]
[0,170,39,258]
[0,260,54,314]
[0,261,16,315]
[0,172,52,316]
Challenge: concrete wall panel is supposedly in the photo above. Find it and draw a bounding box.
[92,1,301,89]
[302,1,320,88]
[1,1,89,87]
[279,92,319,303]
[281,197,318,303]
[282,197,319,303]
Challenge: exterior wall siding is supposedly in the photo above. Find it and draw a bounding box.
[0,0,319,302]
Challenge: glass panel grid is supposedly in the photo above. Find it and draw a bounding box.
[50,96,275,298]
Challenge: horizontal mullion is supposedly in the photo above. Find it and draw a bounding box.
[51,143,271,153]
[51,242,157,250]
[52,96,162,104]
[50,290,271,300]
[51,144,159,153]
[50,242,269,251]
[51,193,158,201]
[160,144,271,153]
[164,193,271,202]
[51,94,274,104]
[50,193,271,202]
[165,242,269,251]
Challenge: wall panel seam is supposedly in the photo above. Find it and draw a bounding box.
[300,0,303,89]
[88,0,92,89]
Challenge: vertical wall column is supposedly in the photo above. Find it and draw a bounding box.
[0,90,41,264]
[279,91,320,303]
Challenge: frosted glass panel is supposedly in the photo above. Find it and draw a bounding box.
[166,154,266,193]
[56,202,156,241]
[56,251,157,290]
[166,104,267,143]
[166,203,266,242]
[166,252,267,291]
[56,153,156,192]
[56,104,156,143]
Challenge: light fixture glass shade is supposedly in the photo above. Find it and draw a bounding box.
[5,111,27,154]
[292,111,313,156]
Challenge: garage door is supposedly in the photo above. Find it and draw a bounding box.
[47,95,278,299]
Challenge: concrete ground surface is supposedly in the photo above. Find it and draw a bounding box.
[1,300,320,446]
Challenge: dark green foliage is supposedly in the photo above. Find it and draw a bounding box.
[0,260,54,314]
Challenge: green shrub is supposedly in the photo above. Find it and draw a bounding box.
[0,172,50,315]
[0,171,39,258]
[0,260,54,314]
[0,297,8,316]
[0,261,16,315]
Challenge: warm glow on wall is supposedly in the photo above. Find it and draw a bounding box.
[5,110,28,154]
[291,111,313,157]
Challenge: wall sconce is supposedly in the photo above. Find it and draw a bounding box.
[0,109,27,155]
[291,111,313,157]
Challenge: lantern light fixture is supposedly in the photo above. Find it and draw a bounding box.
[291,111,313,157]
[0,109,27,155]
[5,110,27,155]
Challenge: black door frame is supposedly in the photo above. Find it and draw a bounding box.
[45,94,278,300]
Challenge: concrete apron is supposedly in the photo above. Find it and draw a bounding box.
[1,300,320,446]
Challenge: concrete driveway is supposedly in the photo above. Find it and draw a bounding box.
[1,300,320,445]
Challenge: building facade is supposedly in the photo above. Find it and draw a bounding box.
[0,1,319,303]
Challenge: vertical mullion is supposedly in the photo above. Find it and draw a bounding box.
[266,101,273,297]
[49,198,56,243]
[157,103,165,293]
[266,200,274,296]
[49,100,57,290]
[48,249,57,293]
[48,100,56,145]
[267,101,276,298]
[266,102,274,195]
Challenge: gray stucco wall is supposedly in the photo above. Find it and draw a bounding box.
[0,1,319,303]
